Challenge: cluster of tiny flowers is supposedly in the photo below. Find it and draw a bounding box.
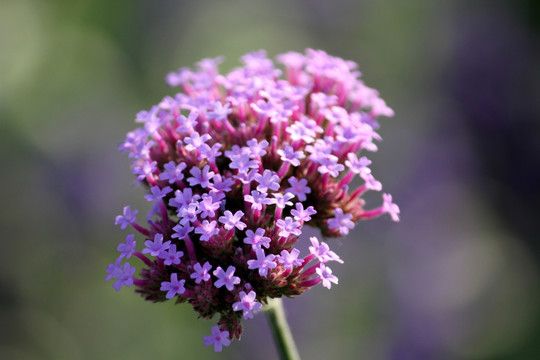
[106,49,399,352]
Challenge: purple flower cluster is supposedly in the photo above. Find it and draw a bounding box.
[107,49,398,352]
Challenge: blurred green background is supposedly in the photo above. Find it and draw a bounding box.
[1,0,540,359]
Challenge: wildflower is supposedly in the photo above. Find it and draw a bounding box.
[160,273,186,299]
[244,190,273,210]
[158,244,183,266]
[213,266,241,291]
[194,220,219,242]
[183,132,212,152]
[142,234,170,257]
[285,177,311,202]
[117,234,136,259]
[218,210,247,231]
[169,188,199,211]
[144,185,172,202]
[327,208,355,236]
[382,194,401,222]
[277,145,305,167]
[276,248,303,269]
[247,248,277,277]
[291,202,317,223]
[187,165,215,188]
[190,261,213,284]
[243,228,271,249]
[159,161,187,184]
[270,192,295,209]
[203,326,231,352]
[171,223,193,240]
[276,217,302,238]
[107,49,397,352]
[254,170,280,193]
[115,206,138,230]
[316,264,339,289]
[309,237,344,264]
[245,138,269,158]
[198,194,220,219]
[106,261,136,291]
[233,291,263,320]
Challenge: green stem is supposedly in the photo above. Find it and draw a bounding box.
[264,297,301,360]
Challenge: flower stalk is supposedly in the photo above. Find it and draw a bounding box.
[264,298,301,360]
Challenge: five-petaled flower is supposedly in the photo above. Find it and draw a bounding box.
[213,266,241,291]
[117,234,136,259]
[160,273,186,299]
[190,261,213,284]
[142,233,170,257]
[243,228,271,249]
[114,206,137,229]
[316,264,339,289]
[232,290,263,319]
[247,248,277,277]
[203,326,231,352]
[219,210,247,231]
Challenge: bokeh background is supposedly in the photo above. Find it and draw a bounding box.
[1,0,539,359]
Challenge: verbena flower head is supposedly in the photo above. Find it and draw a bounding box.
[107,49,399,351]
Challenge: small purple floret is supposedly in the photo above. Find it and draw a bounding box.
[203,325,231,352]
[160,273,186,299]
